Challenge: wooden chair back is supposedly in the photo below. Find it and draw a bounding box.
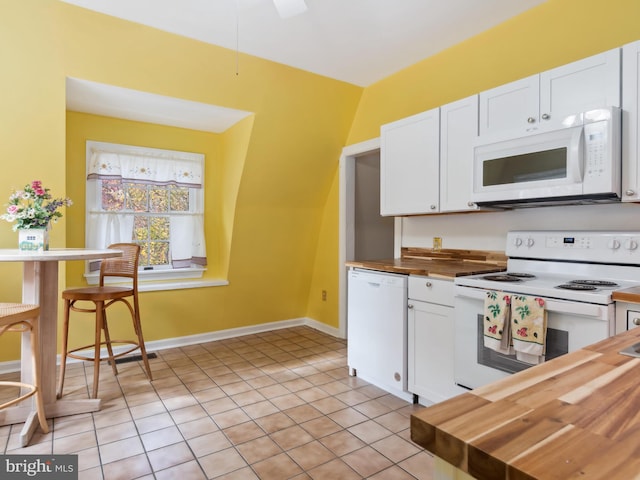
[100,243,140,287]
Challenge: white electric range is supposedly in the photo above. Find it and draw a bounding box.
[453,230,640,390]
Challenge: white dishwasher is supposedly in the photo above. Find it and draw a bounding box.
[347,268,409,400]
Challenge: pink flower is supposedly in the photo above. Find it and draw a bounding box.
[6,205,18,214]
[536,298,545,307]
[31,180,45,197]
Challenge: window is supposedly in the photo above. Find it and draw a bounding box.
[85,141,206,283]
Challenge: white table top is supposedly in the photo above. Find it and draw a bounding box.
[0,248,122,262]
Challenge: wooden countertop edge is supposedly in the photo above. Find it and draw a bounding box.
[346,249,507,278]
[612,286,640,303]
[410,327,640,479]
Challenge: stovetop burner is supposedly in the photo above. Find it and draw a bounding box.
[556,283,598,291]
[569,279,619,287]
[481,272,536,282]
[482,274,523,282]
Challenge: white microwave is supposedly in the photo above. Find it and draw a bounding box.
[471,107,621,208]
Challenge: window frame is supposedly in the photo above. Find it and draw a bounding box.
[84,141,207,285]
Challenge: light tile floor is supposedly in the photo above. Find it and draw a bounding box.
[0,326,434,480]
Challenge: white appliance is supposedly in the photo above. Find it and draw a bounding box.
[454,230,640,390]
[347,269,408,399]
[472,107,621,208]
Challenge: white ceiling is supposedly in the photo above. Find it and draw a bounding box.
[60,0,548,132]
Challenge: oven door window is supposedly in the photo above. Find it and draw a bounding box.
[475,314,569,375]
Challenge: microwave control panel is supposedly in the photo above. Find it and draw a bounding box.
[583,107,620,193]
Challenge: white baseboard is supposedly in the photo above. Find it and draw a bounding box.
[0,317,343,375]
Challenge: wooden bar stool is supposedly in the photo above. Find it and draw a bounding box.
[57,243,152,399]
[0,303,49,446]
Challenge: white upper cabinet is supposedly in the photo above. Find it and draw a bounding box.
[439,95,479,212]
[540,49,620,126]
[380,108,440,216]
[479,75,539,137]
[480,48,621,138]
[622,40,640,202]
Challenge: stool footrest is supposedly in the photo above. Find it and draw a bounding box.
[0,381,37,410]
[67,341,141,363]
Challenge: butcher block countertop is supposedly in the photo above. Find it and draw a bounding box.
[346,248,507,279]
[411,327,640,480]
[612,286,640,304]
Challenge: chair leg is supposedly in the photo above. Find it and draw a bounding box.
[133,304,152,381]
[30,319,49,434]
[92,301,105,399]
[56,299,71,399]
[102,310,118,377]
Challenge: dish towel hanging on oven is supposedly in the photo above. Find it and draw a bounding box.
[511,295,547,365]
[483,291,513,355]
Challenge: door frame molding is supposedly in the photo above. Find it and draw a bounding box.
[338,137,401,338]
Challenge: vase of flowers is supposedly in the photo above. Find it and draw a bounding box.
[0,180,72,251]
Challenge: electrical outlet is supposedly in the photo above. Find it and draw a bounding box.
[322,290,327,301]
[433,237,442,251]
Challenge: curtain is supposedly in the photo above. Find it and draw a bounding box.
[86,212,135,271]
[87,150,207,269]
[170,215,207,268]
[88,151,202,187]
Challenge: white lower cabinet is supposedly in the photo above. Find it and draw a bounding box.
[408,276,467,404]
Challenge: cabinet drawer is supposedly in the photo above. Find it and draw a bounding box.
[628,309,640,329]
[408,276,453,306]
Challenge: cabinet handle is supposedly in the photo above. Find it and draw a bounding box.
[430,205,437,210]
[634,317,640,326]
[408,304,414,309]
[527,117,536,124]
[626,190,636,197]
[467,201,475,207]
[425,282,433,288]
[541,113,550,120]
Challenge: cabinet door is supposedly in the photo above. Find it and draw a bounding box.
[380,108,440,216]
[623,41,640,202]
[540,48,621,130]
[479,75,539,137]
[440,95,479,212]
[408,300,466,403]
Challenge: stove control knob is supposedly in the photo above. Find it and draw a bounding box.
[513,237,523,247]
[624,239,638,251]
[608,239,621,250]
[526,237,535,247]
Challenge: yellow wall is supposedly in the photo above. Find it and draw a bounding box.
[2,0,640,361]
[0,0,361,361]
[348,0,640,143]
[308,0,640,329]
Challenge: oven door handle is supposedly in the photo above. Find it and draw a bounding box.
[454,285,610,320]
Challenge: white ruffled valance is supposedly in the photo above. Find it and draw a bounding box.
[88,151,202,188]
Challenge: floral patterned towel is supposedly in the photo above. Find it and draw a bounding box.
[483,291,513,355]
[511,295,547,364]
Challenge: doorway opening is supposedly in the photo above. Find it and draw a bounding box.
[338,138,400,338]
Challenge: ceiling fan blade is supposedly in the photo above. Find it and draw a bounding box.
[273,0,307,18]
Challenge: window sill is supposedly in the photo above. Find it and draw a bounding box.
[138,279,228,292]
[83,267,228,291]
